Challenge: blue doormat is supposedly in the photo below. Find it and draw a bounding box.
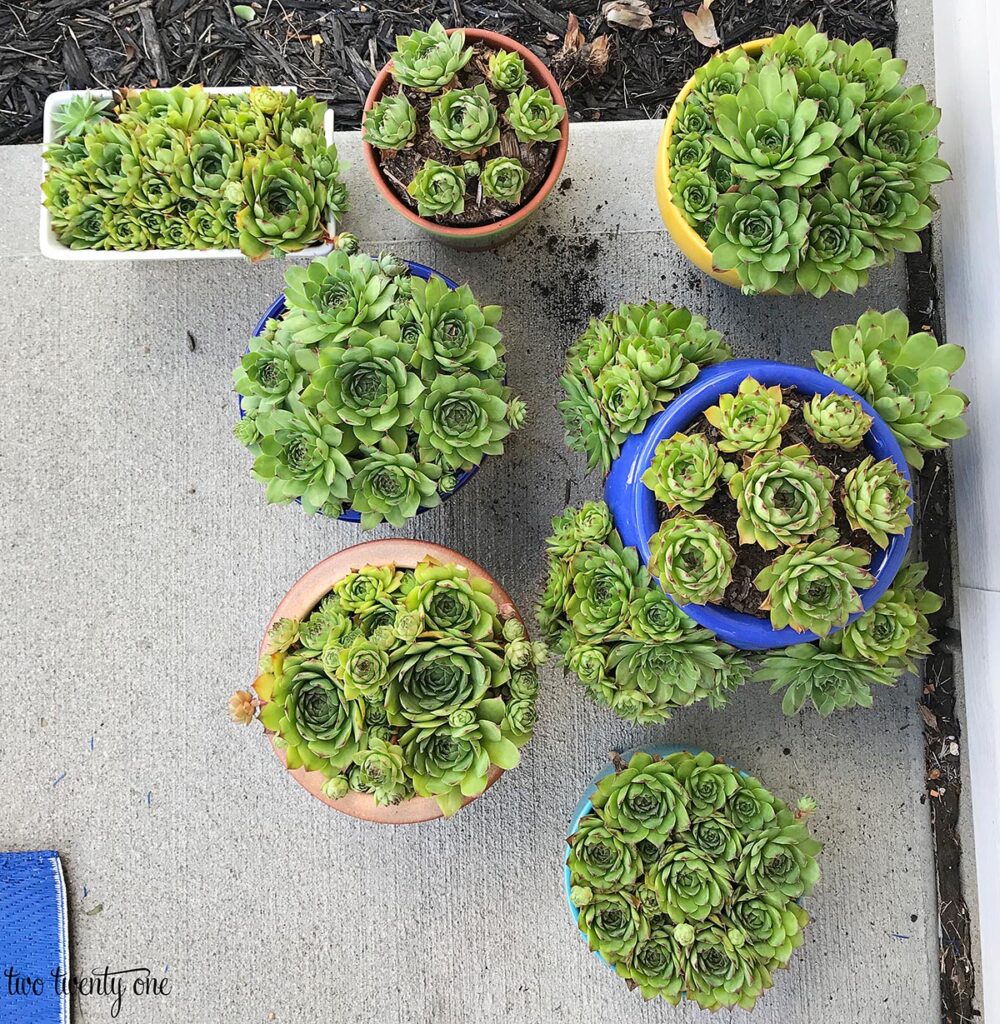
[0,851,69,1024]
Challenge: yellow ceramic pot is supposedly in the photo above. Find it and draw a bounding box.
[654,38,772,290]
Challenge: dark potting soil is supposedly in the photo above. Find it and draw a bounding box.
[657,388,880,619]
[374,44,558,228]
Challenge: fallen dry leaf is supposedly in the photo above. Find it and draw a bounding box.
[682,3,720,47]
[602,0,653,32]
[917,703,939,731]
[552,13,611,89]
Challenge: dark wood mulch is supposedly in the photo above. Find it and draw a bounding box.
[374,42,559,228]
[657,387,877,617]
[0,0,896,146]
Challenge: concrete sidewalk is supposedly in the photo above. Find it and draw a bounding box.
[0,117,949,1024]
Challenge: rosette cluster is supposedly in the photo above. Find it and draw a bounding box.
[363,21,566,220]
[567,750,821,1010]
[41,85,347,260]
[558,301,733,474]
[244,558,546,816]
[234,246,523,527]
[645,372,915,639]
[538,502,942,718]
[537,502,752,724]
[668,24,951,296]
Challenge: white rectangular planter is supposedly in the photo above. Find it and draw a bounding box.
[39,85,336,262]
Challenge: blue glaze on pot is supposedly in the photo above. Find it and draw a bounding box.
[240,260,478,525]
[563,744,748,972]
[604,359,912,650]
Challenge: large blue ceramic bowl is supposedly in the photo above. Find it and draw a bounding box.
[240,260,479,525]
[604,359,912,650]
[564,745,748,971]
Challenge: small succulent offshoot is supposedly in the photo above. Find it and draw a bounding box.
[363,93,418,150]
[842,455,912,547]
[239,558,546,816]
[641,432,729,514]
[567,749,821,1009]
[506,84,566,144]
[802,391,872,448]
[487,49,528,92]
[480,157,530,205]
[407,159,467,216]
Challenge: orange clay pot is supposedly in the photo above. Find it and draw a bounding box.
[362,28,569,250]
[258,539,524,824]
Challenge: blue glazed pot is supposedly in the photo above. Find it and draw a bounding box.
[240,259,480,525]
[604,359,912,650]
[564,744,748,972]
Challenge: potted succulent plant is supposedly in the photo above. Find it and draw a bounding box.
[653,24,950,295]
[230,539,547,823]
[361,21,569,250]
[545,305,963,718]
[565,747,821,1010]
[41,84,346,261]
[233,240,526,526]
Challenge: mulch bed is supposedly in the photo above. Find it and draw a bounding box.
[656,388,878,618]
[1,0,895,146]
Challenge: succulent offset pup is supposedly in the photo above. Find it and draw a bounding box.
[363,21,566,227]
[668,23,951,296]
[233,558,547,817]
[567,750,821,1009]
[42,85,347,259]
[234,241,524,526]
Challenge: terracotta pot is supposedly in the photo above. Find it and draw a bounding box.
[362,28,569,250]
[258,538,523,824]
[654,38,783,291]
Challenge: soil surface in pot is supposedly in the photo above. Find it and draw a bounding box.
[373,42,559,228]
[656,388,879,618]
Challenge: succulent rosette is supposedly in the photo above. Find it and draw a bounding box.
[429,84,501,153]
[728,444,836,550]
[506,85,566,144]
[643,430,727,514]
[234,248,523,526]
[389,21,473,92]
[755,539,874,635]
[648,515,736,606]
[43,85,344,258]
[240,557,544,817]
[802,391,872,448]
[480,156,530,205]
[669,24,951,296]
[567,750,821,1009]
[362,93,418,151]
[407,160,467,216]
[704,376,790,453]
[842,455,912,546]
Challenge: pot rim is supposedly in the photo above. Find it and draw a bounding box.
[656,37,773,291]
[604,359,913,650]
[258,538,522,824]
[238,258,483,524]
[361,26,569,238]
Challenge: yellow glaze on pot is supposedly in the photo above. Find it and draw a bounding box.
[654,38,773,290]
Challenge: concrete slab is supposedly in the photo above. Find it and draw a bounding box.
[0,120,944,1024]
